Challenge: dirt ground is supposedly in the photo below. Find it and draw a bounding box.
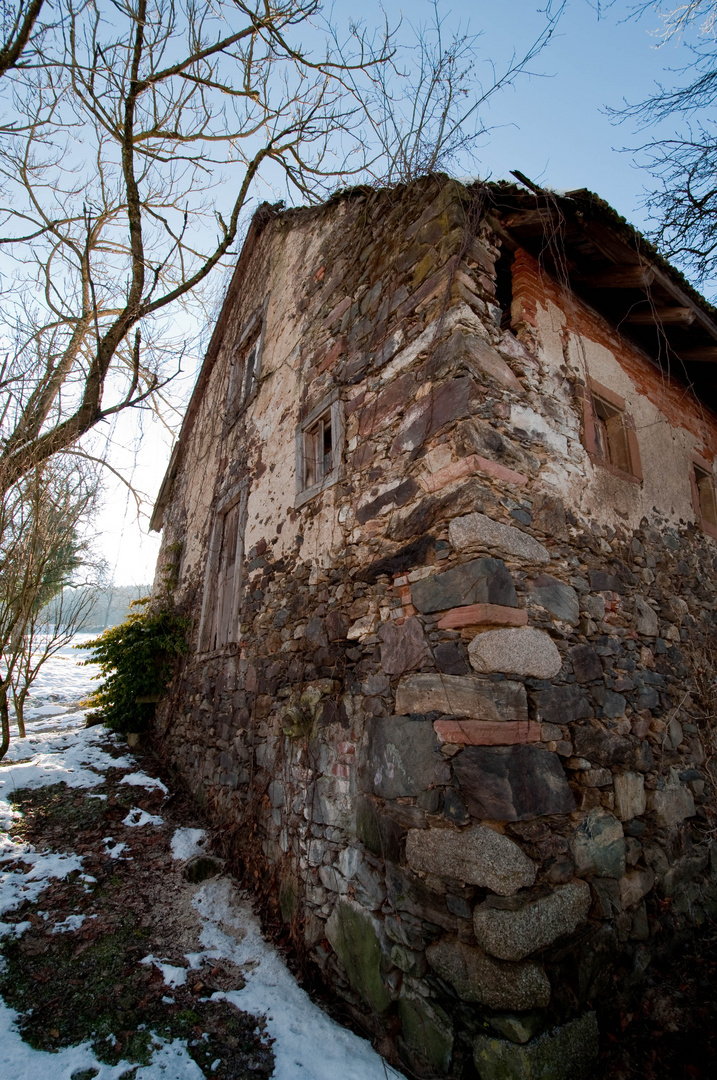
[0,739,275,1079]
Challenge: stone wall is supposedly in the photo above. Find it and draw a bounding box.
[153,177,717,1079]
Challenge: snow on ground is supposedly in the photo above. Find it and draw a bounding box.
[0,637,404,1080]
[171,827,208,861]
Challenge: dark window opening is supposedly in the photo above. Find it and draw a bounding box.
[694,464,717,527]
[592,394,631,473]
[227,334,260,422]
[304,412,333,490]
[494,250,514,332]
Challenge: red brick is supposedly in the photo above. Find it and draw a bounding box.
[437,604,528,630]
[433,719,541,745]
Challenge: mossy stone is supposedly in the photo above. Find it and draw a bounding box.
[398,991,454,1075]
[325,898,391,1013]
[474,1012,599,1080]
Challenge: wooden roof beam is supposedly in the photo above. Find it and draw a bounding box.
[625,307,696,326]
[578,266,655,289]
[678,346,717,363]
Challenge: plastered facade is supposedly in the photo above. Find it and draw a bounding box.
[151,178,717,1080]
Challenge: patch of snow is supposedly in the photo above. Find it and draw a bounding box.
[140,955,188,989]
[0,999,205,1080]
[121,772,169,794]
[191,878,404,1080]
[122,807,163,828]
[51,913,97,934]
[103,837,129,859]
[171,827,207,861]
[0,724,133,788]
[23,704,67,718]
[0,843,85,921]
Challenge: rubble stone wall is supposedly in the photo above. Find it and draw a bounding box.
[153,178,717,1079]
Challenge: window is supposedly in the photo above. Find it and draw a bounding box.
[198,482,248,651]
[226,302,266,426]
[296,389,343,506]
[690,455,717,538]
[580,378,642,484]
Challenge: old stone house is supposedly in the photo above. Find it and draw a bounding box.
[150,176,717,1079]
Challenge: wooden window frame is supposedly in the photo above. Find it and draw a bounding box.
[197,479,249,653]
[579,378,643,485]
[295,388,344,508]
[690,453,717,540]
[226,300,268,428]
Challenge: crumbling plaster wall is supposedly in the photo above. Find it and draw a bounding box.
[153,178,717,1080]
[510,248,717,530]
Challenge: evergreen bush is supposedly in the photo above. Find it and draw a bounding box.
[78,599,189,733]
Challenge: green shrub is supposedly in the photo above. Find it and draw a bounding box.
[77,598,189,733]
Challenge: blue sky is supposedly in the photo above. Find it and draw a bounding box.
[103,0,707,585]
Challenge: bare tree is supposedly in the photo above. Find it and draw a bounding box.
[607,1,717,283]
[0,0,565,495]
[10,569,102,737]
[0,455,99,757]
[0,0,47,78]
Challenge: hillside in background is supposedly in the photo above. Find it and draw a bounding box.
[42,585,151,632]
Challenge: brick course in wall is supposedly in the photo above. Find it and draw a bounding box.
[151,177,717,1079]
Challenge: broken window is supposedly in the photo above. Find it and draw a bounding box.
[691,459,717,533]
[581,379,642,483]
[592,394,632,473]
[226,303,266,426]
[296,390,343,506]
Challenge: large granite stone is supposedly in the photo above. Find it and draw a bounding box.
[474,1012,599,1080]
[395,673,528,721]
[452,745,576,821]
[426,937,551,1010]
[570,808,626,878]
[449,512,550,564]
[468,628,562,679]
[532,684,593,725]
[473,882,592,961]
[367,715,450,799]
[405,824,536,895]
[569,644,603,683]
[325,898,391,1013]
[526,575,579,625]
[412,558,518,613]
[614,772,646,821]
[379,616,429,675]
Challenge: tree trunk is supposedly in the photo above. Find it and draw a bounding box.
[15,686,27,738]
[0,684,10,762]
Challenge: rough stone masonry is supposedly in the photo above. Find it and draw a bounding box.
[150,176,717,1079]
